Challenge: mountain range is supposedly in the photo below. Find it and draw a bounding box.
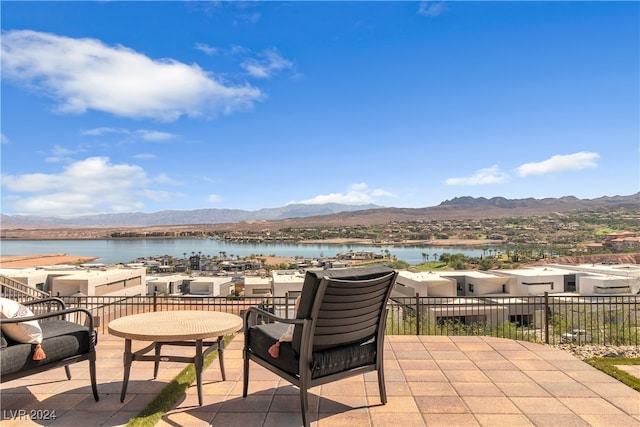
[1,203,380,228]
[2,194,638,229]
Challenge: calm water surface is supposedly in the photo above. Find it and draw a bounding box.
[0,239,489,265]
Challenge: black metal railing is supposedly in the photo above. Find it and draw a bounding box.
[387,293,640,346]
[53,293,639,346]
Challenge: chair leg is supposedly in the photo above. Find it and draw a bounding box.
[242,353,250,397]
[300,387,310,427]
[153,343,162,379]
[378,368,387,404]
[64,365,72,380]
[89,351,99,401]
[217,336,226,381]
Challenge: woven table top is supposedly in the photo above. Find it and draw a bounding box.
[108,310,242,342]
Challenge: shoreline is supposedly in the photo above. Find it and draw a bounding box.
[0,253,99,268]
[3,252,638,269]
[0,233,499,247]
[0,240,491,269]
[298,238,498,246]
[0,238,495,269]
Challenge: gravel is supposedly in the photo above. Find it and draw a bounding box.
[553,344,640,360]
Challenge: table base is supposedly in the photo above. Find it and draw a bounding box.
[119,336,226,406]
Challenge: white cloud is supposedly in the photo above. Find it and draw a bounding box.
[445,165,509,186]
[1,30,263,121]
[1,133,9,144]
[195,43,219,55]
[53,144,81,155]
[234,12,261,25]
[290,183,394,205]
[418,1,447,17]
[142,189,179,202]
[187,0,261,25]
[372,188,395,198]
[242,48,293,79]
[208,194,222,203]
[202,176,218,183]
[516,152,599,177]
[1,156,178,217]
[136,130,176,142]
[133,153,156,159]
[230,45,250,56]
[82,127,176,142]
[154,173,181,185]
[45,144,86,163]
[81,127,128,136]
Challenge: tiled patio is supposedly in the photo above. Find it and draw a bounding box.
[1,333,639,427]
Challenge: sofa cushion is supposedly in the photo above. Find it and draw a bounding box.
[248,322,299,375]
[0,320,92,377]
[248,321,376,379]
[0,298,43,345]
[310,341,376,378]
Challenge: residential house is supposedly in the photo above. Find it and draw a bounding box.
[188,276,235,296]
[244,275,272,297]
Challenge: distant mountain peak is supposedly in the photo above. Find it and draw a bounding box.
[0,203,381,228]
[440,195,583,209]
[1,194,638,229]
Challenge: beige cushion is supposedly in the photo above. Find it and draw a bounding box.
[0,298,43,344]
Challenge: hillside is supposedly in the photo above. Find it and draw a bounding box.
[227,192,640,229]
[1,193,638,240]
[0,203,380,228]
[534,253,640,266]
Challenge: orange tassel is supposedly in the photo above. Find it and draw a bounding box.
[268,341,280,358]
[33,343,46,361]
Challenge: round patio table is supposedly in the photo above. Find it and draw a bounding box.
[108,310,242,406]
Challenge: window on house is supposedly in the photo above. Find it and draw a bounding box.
[510,314,530,326]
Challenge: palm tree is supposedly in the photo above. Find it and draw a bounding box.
[422,252,427,263]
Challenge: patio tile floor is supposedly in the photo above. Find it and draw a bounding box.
[1,334,638,426]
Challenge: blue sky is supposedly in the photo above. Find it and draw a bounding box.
[1,1,638,218]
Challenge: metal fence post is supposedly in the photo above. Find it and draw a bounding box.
[415,293,420,335]
[544,292,549,344]
[285,295,290,319]
[153,292,158,312]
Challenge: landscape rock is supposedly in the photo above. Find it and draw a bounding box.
[554,344,640,360]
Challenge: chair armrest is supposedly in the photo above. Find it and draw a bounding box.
[22,297,67,310]
[243,306,304,329]
[0,307,95,331]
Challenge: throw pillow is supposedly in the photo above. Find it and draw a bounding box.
[268,296,299,358]
[0,298,46,360]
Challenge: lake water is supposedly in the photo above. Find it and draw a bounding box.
[0,239,489,265]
